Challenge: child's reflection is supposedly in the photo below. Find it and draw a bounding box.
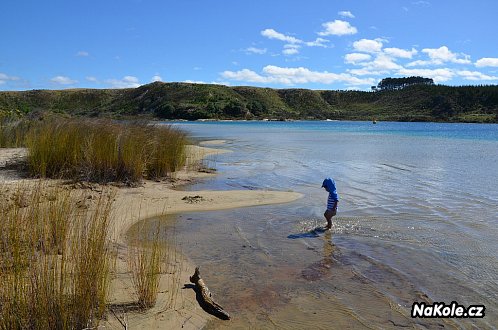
[301,231,335,281]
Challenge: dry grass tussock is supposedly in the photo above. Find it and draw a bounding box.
[25,119,188,183]
[128,223,164,309]
[0,182,115,329]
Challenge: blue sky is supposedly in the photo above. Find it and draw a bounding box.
[1,0,497,91]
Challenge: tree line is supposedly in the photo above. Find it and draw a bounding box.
[372,76,434,91]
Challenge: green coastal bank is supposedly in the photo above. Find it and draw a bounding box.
[1,78,497,123]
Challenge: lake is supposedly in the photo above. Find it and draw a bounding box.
[150,121,498,328]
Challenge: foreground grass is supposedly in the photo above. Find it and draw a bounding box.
[0,117,192,327]
[25,119,187,183]
[0,178,179,328]
[128,224,164,309]
[0,183,115,329]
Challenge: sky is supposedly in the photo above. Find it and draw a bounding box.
[1,0,498,91]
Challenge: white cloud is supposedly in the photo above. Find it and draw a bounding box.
[345,86,362,91]
[351,54,402,73]
[397,68,455,83]
[348,68,388,76]
[457,70,498,81]
[475,57,498,68]
[406,60,433,67]
[384,47,418,58]
[423,46,468,62]
[51,76,78,85]
[412,1,431,6]
[283,48,299,55]
[184,80,227,85]
[246,47,267,54]
[283,44,301,55]
[222,69,270,83]
[0,73,20,85]
[305,38,330,48]
[263,66,375,85]
[221,65,375,86]
[151,75,162,82]
[318,20,357,36]
[106,76,140,88]
[353,38,384,53]
[418,46,471,65]
[260,28,331,52]
[407,46,471,67]
[368,54,403,70]
[184,80,207,84]
[85,76,99,83]
[344,53,372,64]
[76,51,89,57]
[338,11,355,18]
[261,28,302,44]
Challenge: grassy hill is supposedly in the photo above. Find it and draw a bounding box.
[1,82,497,123]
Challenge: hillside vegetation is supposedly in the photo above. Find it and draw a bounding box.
[1,81,497,123]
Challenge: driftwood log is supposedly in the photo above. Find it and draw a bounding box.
[190,267,231,320]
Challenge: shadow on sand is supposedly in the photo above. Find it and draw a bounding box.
[287,226,328,239]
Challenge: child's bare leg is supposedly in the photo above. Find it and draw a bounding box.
[324,210,332,229]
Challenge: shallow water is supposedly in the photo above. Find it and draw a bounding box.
[147,121,498,328]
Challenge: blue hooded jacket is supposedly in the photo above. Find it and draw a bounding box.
[322,178,339,207]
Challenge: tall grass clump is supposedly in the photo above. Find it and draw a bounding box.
[25,120,82,178]
[0,183,115,329]
[0,116,31,147]
[146,125,187,179]
[25,119,187,183]
[128,224,164,309]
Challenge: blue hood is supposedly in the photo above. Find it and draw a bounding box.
[322,178,339,200]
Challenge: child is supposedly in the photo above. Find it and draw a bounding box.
[322,177,339,230]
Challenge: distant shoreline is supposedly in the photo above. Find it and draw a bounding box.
[1,81,496,123]
[161,118,498,124]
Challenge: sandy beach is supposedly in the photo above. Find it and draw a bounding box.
[0,143,302,329]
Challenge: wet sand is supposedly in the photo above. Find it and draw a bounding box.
[147,209,467,330]
[0,144,302,329]
[157,121,498,329]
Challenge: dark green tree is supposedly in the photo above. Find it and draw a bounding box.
[222,100,246,117]
[376,76,434,91]
[154,103,175,118]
